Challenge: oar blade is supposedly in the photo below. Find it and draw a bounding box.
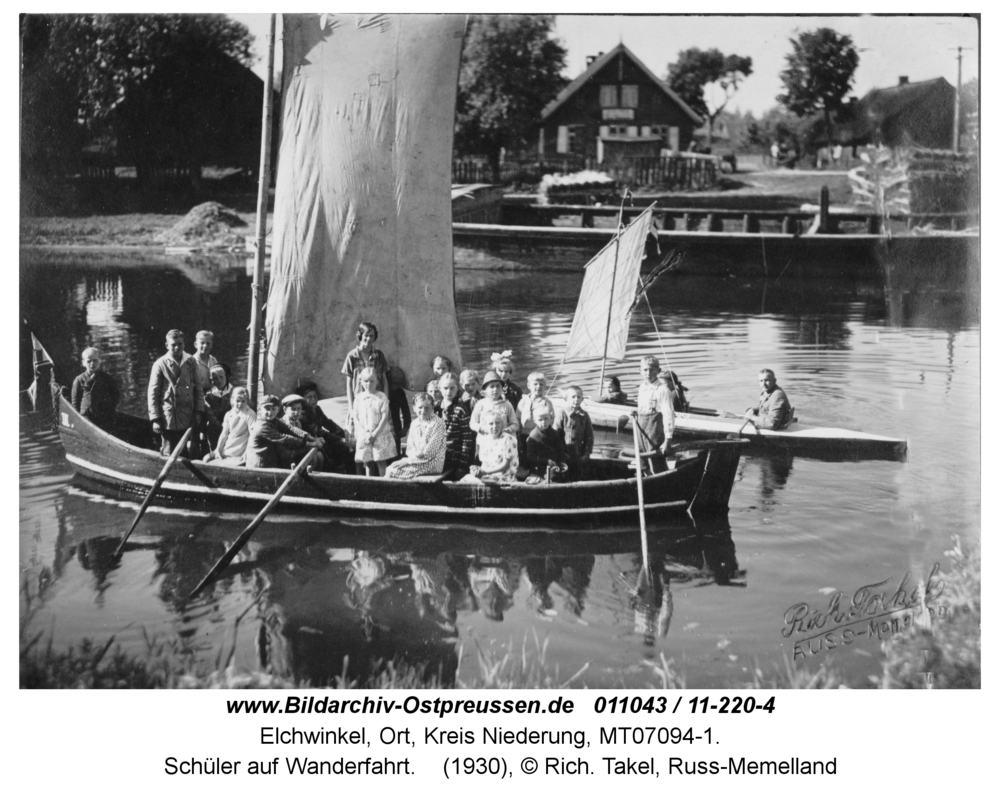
[113,425,195,558]
[188,447,319,599]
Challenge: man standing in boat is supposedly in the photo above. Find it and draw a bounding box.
[148,329,203,456]
[746,368,793,430]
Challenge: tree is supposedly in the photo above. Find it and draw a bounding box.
[666,48,752,147]
[20,14,255,182]
[456,15,567,180]
[777,27,859,148]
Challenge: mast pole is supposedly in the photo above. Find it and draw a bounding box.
[598,188,630,397]
[247,13,276,406]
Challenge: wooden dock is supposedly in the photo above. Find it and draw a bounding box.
[453,222,979,280]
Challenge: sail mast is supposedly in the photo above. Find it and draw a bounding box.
[247,13,276,406]
[598,188,631,397]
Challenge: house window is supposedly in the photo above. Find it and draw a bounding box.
[621,85,639,108]
[606,124,628,136]
[567,125,584,154]
[599,85,617,108]
[557,126,569,154]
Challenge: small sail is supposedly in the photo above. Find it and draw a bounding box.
[563,205,656,363]
[265,14,466,397]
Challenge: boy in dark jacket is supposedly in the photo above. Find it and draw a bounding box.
[525,403,568,484]
[71,347,120,432]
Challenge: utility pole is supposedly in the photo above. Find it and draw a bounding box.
[951,46,973,153]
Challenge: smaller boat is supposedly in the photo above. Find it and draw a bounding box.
[551,201,907,463]
[579,399,907,462]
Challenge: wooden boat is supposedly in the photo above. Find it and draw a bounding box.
[56,394,745,524]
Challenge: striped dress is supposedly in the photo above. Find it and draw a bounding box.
[436,400,476,472]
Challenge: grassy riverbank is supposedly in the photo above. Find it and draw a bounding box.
[21,538,979,690]
[20,169,853,249]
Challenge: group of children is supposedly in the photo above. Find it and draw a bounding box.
[341,325,597,484]
[72,319,689,484]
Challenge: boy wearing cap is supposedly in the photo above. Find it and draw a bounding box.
[246,394,324,469]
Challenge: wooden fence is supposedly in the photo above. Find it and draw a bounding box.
[453,153,719,191]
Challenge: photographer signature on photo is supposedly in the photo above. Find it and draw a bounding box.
[781,565,950,659]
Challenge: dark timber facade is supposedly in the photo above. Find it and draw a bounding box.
[539,44,703,166]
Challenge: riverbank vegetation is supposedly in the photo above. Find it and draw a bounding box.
[21,538,978,690]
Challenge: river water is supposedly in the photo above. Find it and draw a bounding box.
[19,246,979,688]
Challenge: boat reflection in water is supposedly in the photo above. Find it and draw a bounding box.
[52,484,742,686]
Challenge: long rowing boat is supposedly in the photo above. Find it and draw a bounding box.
[56,394,746,525]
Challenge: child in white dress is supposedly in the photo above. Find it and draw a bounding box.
[352,366,396,476]
[463,410,519,483]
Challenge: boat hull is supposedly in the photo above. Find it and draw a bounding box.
[568,398,907,463]
[56,397,744,526]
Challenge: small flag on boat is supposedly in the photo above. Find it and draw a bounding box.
[31,332,55,374]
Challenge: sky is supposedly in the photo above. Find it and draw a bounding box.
[228,12,979,117]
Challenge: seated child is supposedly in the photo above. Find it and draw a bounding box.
[555,385,594,479]
[462,410,518,483]
[71,346,120,432]
[386,393,447,479]
[299,381,354,474]
[203,363,232,448]
[491,350,523,407]
[385,365,411,457]
[246,394,324,469]
[435,372,475,476]
[469,371,518,439]
[458,369,483,410]
[597,375,630,405]
[352,366,396,477]
[525,403,569,484]
[204,386,256,465]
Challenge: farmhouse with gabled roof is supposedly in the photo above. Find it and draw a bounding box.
[538,43,703,164]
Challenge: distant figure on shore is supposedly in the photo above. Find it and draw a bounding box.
[148,329,202,456]
[745,368,793,430]
[71,347,119,432]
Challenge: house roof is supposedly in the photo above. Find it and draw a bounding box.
[858,77,954,122]
[541,42,703,125]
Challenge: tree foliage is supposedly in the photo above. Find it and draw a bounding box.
[666,48,752,142]
[456,15,567,175]
[20,14,255,179]
[777,28,858,145]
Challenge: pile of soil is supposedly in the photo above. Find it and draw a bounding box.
[155,201,249,248]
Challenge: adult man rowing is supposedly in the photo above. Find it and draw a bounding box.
[745,368,793,430]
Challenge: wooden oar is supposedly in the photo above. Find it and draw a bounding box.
[113,425,195,557]
[188,447,319,599]
[630,413,650,573]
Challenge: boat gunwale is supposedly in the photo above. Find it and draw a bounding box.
[55,396,728,517]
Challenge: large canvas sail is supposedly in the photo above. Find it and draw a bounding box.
[562,205,656,363]
[265,14,466,397]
